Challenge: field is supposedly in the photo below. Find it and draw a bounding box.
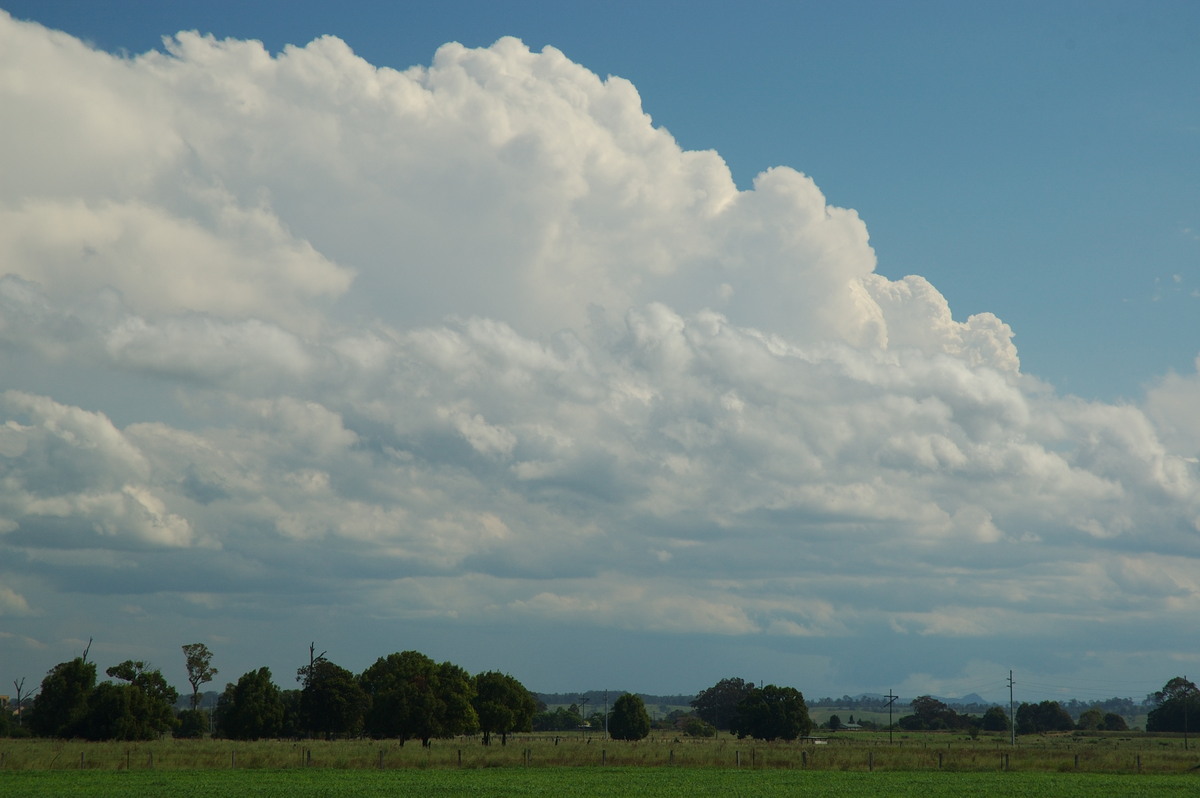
[1,732,1197,796]
[2,768,1199,798]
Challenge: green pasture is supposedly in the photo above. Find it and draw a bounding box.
[1,767,1197,797]
[2,731,1198,774]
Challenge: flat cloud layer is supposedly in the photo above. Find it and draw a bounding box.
[1,11,1198,696]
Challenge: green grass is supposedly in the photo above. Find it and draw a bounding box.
[2,731,1197,774]
[0,767,1197,797]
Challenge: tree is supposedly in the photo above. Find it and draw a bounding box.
[1016,700,1074,735]
[827,714,843,731]
[436,661,479,739]
[28,658,96,738]
[1146,676,1199,733]
[79,681,138,741]
[898,695,968,731]
[181,643,217,711]
[103,660,178,738]
[11,677,33,729]
[359,651,477,745]
[734,684,812,741]
[691,677,754,731]
[981,705,1010,732]
[473,671,536,745]
[1102,712,1128,732]
[219,667,284,740]
[1077,707,1104,731]
[608,693,651,741]
[300,659,366,739]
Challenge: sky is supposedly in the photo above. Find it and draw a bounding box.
[0,1,1197,708]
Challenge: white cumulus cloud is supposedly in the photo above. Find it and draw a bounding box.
[0,11,1197,694]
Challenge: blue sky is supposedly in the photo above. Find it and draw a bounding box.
[0,1,1197,707]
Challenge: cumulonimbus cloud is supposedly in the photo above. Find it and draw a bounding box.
[0,11,1198,681]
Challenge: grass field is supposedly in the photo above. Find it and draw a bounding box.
[1,767,1198,797]
[2,730,1198,774]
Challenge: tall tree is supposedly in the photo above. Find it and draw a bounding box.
[181,643,218,711]
[219,667,284,740]
[734,684,812,741]
[473,671,536,745]
[28,657,96,738]
[608,693,651,741]
[691,677,754,731]
[300,659,366,739]
[1146,676,1199,733]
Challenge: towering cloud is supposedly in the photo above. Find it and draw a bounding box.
[0,11,1197,691]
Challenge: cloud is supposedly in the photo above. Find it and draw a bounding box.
[0,12,1197,692]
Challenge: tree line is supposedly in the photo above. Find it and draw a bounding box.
[4,642,659,744]
[687,676,1198,739]
[5,645,1196,741]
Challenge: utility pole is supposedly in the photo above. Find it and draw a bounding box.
[1008,671,1016,746]
[604,690,609,738]
[885,691,898,744]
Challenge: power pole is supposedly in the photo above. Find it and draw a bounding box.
[1008,671,1016,746]
[885,691,898,744]
[604,690,609,738]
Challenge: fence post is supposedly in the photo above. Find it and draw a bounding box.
[736,750,741,767]
[869,750,874,772]
[231,751,236,768]
[601,749,606,766]
[802,750,807,768]
[458,749,462,767]
[80,752,85,769]
[148,751,153,769]
[938,752,943,769]
[378,749,384,769]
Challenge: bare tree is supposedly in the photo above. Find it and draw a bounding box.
[12,677,35,727]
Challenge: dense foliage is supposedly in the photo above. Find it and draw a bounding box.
[690,677,754,731]
[473,671,537,745]
[300,660,368,739]
[1146,676,1199,733]
[27,657,177,740]
[358,652,477,745]
[217,667,284,740]
[608,693,651,741]
[1016,700,1075,735]
[732,684,812,741]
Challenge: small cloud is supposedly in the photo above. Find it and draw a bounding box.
[0,586,32,616]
